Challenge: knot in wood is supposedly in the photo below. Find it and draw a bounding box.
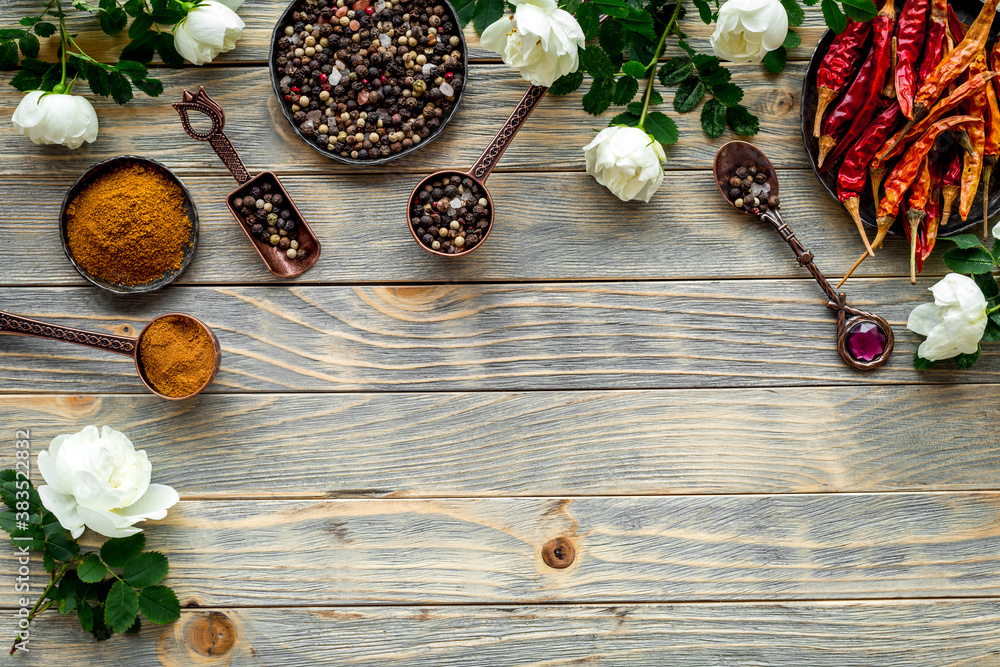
[542,537,575,569]
[185,612,237,657]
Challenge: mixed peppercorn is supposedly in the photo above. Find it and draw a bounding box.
[813,0,1000,285]
[273,0,465,161]
[724,164,780,215]
[410,172,491,254]
[230,178,308,260]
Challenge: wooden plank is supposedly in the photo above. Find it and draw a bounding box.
[0,282,989,394]
[0,171,943,286]
[8,0,830,64]
[5,600,1000,665]
[4,386,1000,498]
[0,63,807,175]
[4,494,1000,606]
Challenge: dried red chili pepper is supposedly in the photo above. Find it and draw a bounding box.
[959,124,986,223]
[813,18,872,138]
[906,157,934,284]
[910,0,1000,123]
[981,47,1000,237]
[918,0,948,86]
[818,0,895,169]
[921,176,942,267]
[940,150,962,227]
[837,102,902,257]
[895,0,929,119]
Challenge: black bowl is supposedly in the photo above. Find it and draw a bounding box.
[60,156,199,294]
[268,0,469,166]
[800,0,1000,236]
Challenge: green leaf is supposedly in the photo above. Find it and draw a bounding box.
[780,0,805,26]
[599,18,627,57]
[974,272,1000,299]
[627,100,643,115]
[822,0,848,33]
[76,600,95,632]
[913,352,937,370]
[658,57,694,85]
[19,17,41,27]
[155,33,183,68]
[783,30,802,50]
[945,233,985,249]
[613,75,639,105]
[0,41,18,70]
[473,0,504,33]
[46,532,80,562]
[673,77,706,113]
[943,247,995,274]
[580,45,615,79]
[124,0,147,17]
[33,22,57,38]
[609,110,641,126]
[453,0,476,24]
[701,98,727,138]
[128,12,154,40]
[150,6,185,23]
[550,71,584,95]
[591,0,630,18]
[124,551,169,588]
[692,0,713,23]
[99,6,128,35]
[622,60,647,79]
[138,586,180,624]
[647,90,663,106]
[43,553,56,572]
[105,580,139,634]
[955,348,981,368]
[694,57,730,86]
[577,2,600,40]
[711,82,744,106]
[72,0,99,9]
[18,33,40,58]
[762,47,787,73]
[645,111,678,146]
[582,76,615,115]
[0,29,26,40]
[982,316,1000,342]
[841,0,878,22]
[619,8,657,39]
[725,104,760,136]
[101,533,146,568]
[77,553,109,583]
[131,75,163,97]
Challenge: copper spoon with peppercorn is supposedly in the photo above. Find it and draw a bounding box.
[714,141,894,370]
[173,86,321,278]
[0,310,220,400]
[407,84,549,257]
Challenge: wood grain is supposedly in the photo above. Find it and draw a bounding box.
[3,386,1000,498]
[5,600,1000,666]
[4,494,1000,606]
[6,0,831,64]
[0,281,989,394]
[0,63,804,174]
[0,170,945,286]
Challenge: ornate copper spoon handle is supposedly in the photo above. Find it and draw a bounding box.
[469,85,548,181]
[173,86,251,185]
[0,310,136,356]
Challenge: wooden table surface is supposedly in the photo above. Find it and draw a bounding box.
[3,3,1000,664]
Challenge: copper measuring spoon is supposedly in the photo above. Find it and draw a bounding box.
[173,86,320,278]
[408,85,548,257]
[714,141,894,370]
[0,310,220,400]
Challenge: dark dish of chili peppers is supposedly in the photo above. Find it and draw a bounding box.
[804,0,1000,286]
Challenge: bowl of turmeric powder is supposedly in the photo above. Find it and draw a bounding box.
[60,156,199,293]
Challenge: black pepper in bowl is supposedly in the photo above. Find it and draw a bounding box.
[271,0,467,164]
[409,172,490,254]
[229,178,308,261]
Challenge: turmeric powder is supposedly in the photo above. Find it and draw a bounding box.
[66,161,192,286]
[138,315,215,398]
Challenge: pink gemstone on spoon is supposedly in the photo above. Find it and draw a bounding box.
[846,321,887,362]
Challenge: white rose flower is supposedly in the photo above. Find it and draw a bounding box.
[992,220,1000,240]
[11,91,99,150]
[583,126,666,202]
[907,273,988,362]
[481,0,585,87]
[172,0,246,66]
[37,426,179,539]
[710,0,788,64]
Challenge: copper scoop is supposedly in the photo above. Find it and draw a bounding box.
[173,87,320,278]
[407,85,548,257]
[714,141,894,370]
[0,310,220,400]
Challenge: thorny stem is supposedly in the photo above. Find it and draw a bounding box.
[9,560,75,655]
[638,1,683,129]
[56,0,68,88]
